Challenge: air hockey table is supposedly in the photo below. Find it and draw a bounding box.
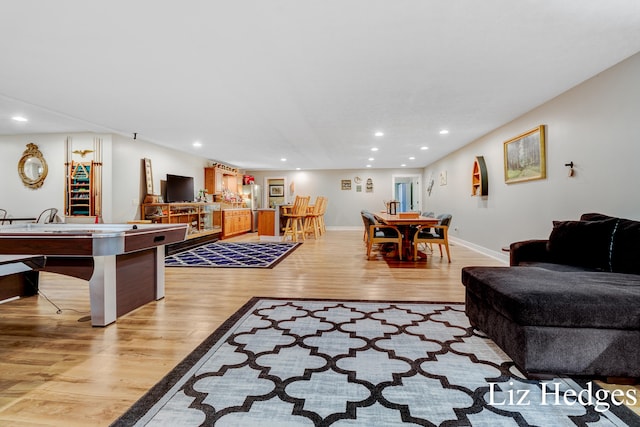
[0,222,188,326]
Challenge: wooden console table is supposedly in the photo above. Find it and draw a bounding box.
[141,202,221,239]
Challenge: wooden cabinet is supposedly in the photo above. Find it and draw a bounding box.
[222,209,252,238]
[258,209,276,236]
[204,164,240,195]
[66,161,95,216]
[141,202,221,238]
[204,167,225,195]
[472,156,488,196]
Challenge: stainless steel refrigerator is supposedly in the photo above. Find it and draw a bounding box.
[242,184,262,232]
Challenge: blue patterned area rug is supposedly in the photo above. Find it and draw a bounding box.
[165,242,301,268]
[112,298,639,426]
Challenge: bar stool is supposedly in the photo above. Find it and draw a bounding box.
[282,196,310,242]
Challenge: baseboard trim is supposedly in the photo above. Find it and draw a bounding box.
[449,236,508,264]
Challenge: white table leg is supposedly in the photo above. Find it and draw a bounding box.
[155,245,165,300]
[89,255,117,327]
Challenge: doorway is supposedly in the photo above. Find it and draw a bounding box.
[392,175,421,213]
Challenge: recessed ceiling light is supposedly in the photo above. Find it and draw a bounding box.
[12,116,28,122]
[401,164,407,167]
[366,164,372,168]
[374,131,384,137]
[368,157,375,161]
[409,156,415,160]
[192,141,202,147]
[371,147,379,152]
[420,146,429,150]
[281,158,287,162]
[439,129,449,135]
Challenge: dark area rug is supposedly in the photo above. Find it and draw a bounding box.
[112,297,639,426]
[165,242,301,268]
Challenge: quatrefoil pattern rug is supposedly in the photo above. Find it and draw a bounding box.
[113,298,639,426]
[165,242,300,268]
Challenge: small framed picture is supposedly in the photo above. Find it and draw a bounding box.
[269,185,285,197]
[341,179,352,190]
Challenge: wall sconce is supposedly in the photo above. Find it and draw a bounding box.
[565,161,575,177]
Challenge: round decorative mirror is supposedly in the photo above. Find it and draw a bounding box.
[18,143,48,189]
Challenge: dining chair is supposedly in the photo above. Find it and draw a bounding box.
[413,213,452,262]
[361,209,371,242]
[35,208,60,224]
[362,211,403,260]
[0,209,7,225]
[282,196,310,242]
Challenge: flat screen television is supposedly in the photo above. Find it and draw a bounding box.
[165,174,195,202]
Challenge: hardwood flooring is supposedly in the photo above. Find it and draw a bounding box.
[0,231,637,425]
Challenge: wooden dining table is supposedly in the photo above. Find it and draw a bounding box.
[373,212,439,260]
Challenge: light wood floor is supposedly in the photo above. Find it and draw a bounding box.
[0,230,636,425]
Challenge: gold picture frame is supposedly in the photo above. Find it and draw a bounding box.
[503,125,546,184]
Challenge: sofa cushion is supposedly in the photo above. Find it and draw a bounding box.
[579,213,640,274]
[462,266,640,329]
[546,218,617,270]
[610,217,640,274]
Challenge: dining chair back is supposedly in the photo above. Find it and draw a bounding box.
[0,209,7,225]
[36,208,60,224]
[413,213,452,262]
[362,211,403,260]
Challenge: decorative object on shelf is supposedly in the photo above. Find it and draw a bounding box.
[341,179,351,190]
[565,161,575,177]
[472,156,489,196]
[72,149,94,158]
[18,143,48,189]
[269,185,284,197]
[210,162,239,174]
[504,125,546,184]
[366,178,373,192]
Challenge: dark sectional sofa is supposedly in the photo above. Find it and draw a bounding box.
[462,213,640,379]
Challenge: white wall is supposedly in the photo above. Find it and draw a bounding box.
[0,133,207,223]
[247,168,423,227]
[111,135,209,222]
[423,52,640,259]
[0,133,112,220]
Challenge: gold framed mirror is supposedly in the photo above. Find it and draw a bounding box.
[18,143,48,189]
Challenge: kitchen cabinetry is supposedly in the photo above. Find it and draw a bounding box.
[258,209,276,236]
[66,161,94,216]
[204,164,240,195]
[222,209,252,238]
[141,202,221,238]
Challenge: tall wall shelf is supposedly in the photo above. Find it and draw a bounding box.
[66,161,95,216]
[472,156,489,196]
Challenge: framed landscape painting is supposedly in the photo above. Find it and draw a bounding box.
[503,125,546,184]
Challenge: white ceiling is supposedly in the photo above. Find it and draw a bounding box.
[1,1,639,170]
